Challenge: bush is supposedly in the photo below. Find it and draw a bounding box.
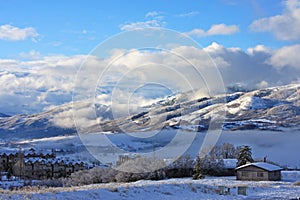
[115,157,166,183]
[62,167,117,187]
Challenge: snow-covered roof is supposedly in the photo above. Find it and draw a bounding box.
[235,162,282,171]
[24,157,85,165]
[223,159,237,169]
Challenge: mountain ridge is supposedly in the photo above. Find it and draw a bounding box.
[0,83,299,140]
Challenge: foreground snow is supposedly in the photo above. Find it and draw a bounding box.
[1,173,300,200]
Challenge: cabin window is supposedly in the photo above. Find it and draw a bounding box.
[241,171,248,177]
[257,172,264,177]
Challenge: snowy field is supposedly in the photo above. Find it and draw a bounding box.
[1,130,300,199]
[0,172,300,200]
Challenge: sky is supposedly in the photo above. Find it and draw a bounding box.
[0,0,300,116]
[0,0,291,57]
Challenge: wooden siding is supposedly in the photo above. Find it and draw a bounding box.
[236,165,281,181]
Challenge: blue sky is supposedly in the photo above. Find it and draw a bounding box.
[0,0,294,58]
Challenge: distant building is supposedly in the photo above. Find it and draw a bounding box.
[235,162,282,181]
[0,149,86,180]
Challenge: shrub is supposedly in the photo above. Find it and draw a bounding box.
[115,157,166,183]
[62,167,117,187]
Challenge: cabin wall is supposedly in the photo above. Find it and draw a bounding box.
[236,166,281,181]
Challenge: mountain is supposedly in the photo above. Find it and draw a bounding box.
[0,101,112,140]
[94,83,300,133]
[0,83,299,140]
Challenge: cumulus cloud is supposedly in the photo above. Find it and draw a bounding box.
[203,42,300,89]
[0,55,88,115]
[250,0,300,40]
[1,42,300,117]
[0,24,39,41]
[267,44,300,69]
[186,24,240,37]
[247,45,272,56]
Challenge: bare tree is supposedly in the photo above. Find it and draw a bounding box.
[221,143,236,159]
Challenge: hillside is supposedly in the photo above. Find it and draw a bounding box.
[0,83,299,140]
[95,83,300,133]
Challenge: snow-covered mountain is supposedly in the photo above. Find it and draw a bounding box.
[0,83,299,139]
[0,101,112,140]
[94,83,300,133]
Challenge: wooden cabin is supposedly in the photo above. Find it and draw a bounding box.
[235,162,282,181]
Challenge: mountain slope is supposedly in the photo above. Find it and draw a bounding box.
[94,83,300,133]
[0,83,299,140]
[0,101,112,140]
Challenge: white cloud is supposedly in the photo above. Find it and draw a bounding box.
[0,55,88,115]
[186,24,240,37]
[186,29,206,37]
[203,42,300,89]
[120,11,166,31]
[256,80,269,88]
[1,42,300,117]
[247,45,272,55]
[268,44,300,69]
[0,24,39,41]
[207,24,240,35]
[250,0,300,40]
[119,20,164,31]
[145,11,160,18]
[176,11,200,17]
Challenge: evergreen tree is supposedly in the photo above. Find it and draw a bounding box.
[6,167,12,180]
[236,145,254,167]
[193,155,204,180]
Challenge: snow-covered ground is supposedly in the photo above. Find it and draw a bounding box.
[0,172,300,200]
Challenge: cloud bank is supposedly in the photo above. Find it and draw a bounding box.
[0,42,299,116]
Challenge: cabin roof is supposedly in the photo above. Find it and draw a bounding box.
[235,162,282,171]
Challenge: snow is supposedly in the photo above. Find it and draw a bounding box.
[236,162,283,171]
[1,175,300,199]
[226,95,271,115]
